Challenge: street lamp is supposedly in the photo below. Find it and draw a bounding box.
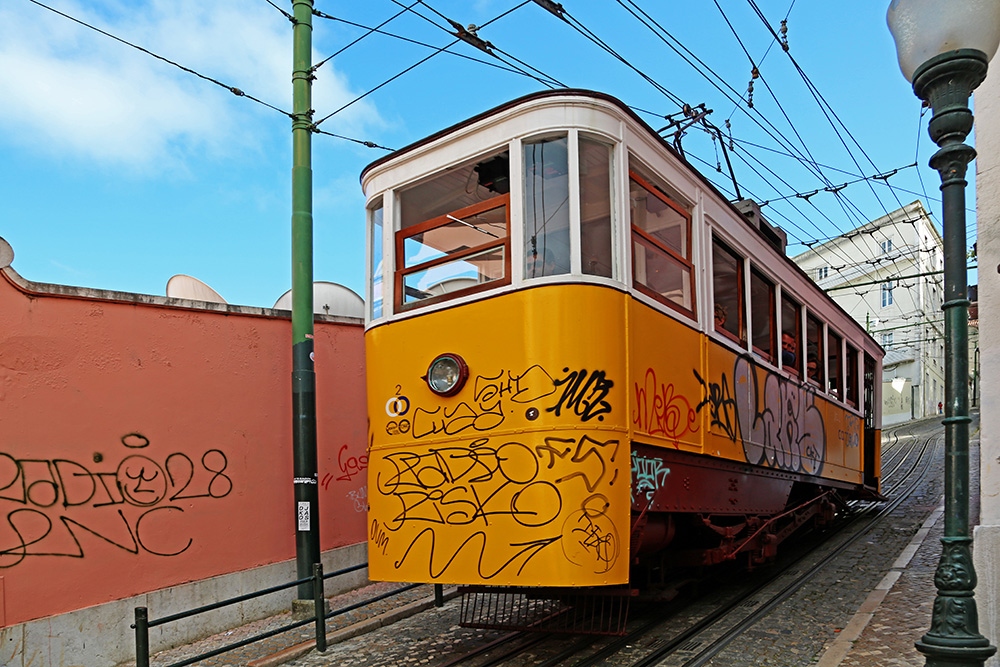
[887,1,1000,665]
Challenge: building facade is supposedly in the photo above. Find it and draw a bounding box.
[792,201,948,425]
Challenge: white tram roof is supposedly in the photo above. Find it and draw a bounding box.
[361,89,882,359]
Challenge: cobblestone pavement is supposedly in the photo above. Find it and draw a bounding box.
[141,415,971,667]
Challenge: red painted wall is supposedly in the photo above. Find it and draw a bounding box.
[0,270,368,626]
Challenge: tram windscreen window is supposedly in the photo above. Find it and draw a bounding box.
[524,136,570,278]
[399,150,509,228]
[370,202,383,319]
[806,314,824,385]
[750,268,774,360]
[580,138,613,278]
[781,296,801,375]
[712,239,744,343]
[828,330,842,397]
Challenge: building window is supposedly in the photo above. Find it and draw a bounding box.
[713,238,745,344]
[881,332,893,347]
[882,281,894,307]
[817,266,828,280]
[629,167,694,316]
[881,238,893,254]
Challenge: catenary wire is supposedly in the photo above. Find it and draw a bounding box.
[25,0,293,118]
[310,12,523,77]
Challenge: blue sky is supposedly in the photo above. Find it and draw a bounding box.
[0,0,973,308]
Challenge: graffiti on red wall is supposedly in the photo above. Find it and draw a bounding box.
[0,433,232,567]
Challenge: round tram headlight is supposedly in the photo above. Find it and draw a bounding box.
[425,353,469,397]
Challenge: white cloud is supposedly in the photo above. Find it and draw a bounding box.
[0,0,381,169]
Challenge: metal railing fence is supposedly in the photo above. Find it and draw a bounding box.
[131,562,422,667]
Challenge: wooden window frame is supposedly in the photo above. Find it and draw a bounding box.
[846,344,860,408]
[712,237,746,347]
[750,267,776,362]
[628,171,696,319]
[782,295,802,377]
[828,329,843,399]
[806,313,825,388]
[394,194,511,312]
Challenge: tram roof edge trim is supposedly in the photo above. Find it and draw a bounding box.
[361,89,883,356]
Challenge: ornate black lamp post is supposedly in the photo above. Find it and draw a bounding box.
[887,1,1000,665]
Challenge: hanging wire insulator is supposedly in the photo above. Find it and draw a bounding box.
[780,19,789,51]
[751,66,760,79]
[747,80,754,109]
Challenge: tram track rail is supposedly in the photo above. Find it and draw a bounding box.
[348,420,946,667]
[441,422,943,667]
[611,425,942,667]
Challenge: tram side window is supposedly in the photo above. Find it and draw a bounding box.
[750,268,775,361]
[828,330,842,398]
[395,150,511,310]
[525,136,571,278]
[629,169,694,316]
[806,313,825,386]
[781,296,801,375]
[712,238,745,344]
[846,344,859,408]
[580,137,613,278]
[370,201,383,319]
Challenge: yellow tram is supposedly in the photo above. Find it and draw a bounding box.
[362,90,883,591]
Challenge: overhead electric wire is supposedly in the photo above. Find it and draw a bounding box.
[760,164,918,205]
[746,0,920,273]
[313,37,459,127]
[311,1,423,73]
[313,0,549,128]
[26,0,292,118]
[310,14,529,78]
[386,0,563,88]
[713,1,892,278]
[614,0,903,272]
[553,8,686,107]
[263,0,295,23]
[614,0,845,194]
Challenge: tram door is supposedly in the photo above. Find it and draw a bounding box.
[862,353,878,488]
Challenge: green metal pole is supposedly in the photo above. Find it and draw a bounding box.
[291,0,320,601]
[910,48,996,667]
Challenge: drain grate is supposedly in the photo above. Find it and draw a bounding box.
[677,640,705,652]
[458,586,633,636]
[738,599,760,609]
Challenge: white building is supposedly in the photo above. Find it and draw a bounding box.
[974,58,1000,666]
[792,201,947,424]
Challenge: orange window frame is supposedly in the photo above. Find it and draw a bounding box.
[628,171,696,319]
[394,194,511,312]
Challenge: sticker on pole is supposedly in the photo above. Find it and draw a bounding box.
[297,501,310,531]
